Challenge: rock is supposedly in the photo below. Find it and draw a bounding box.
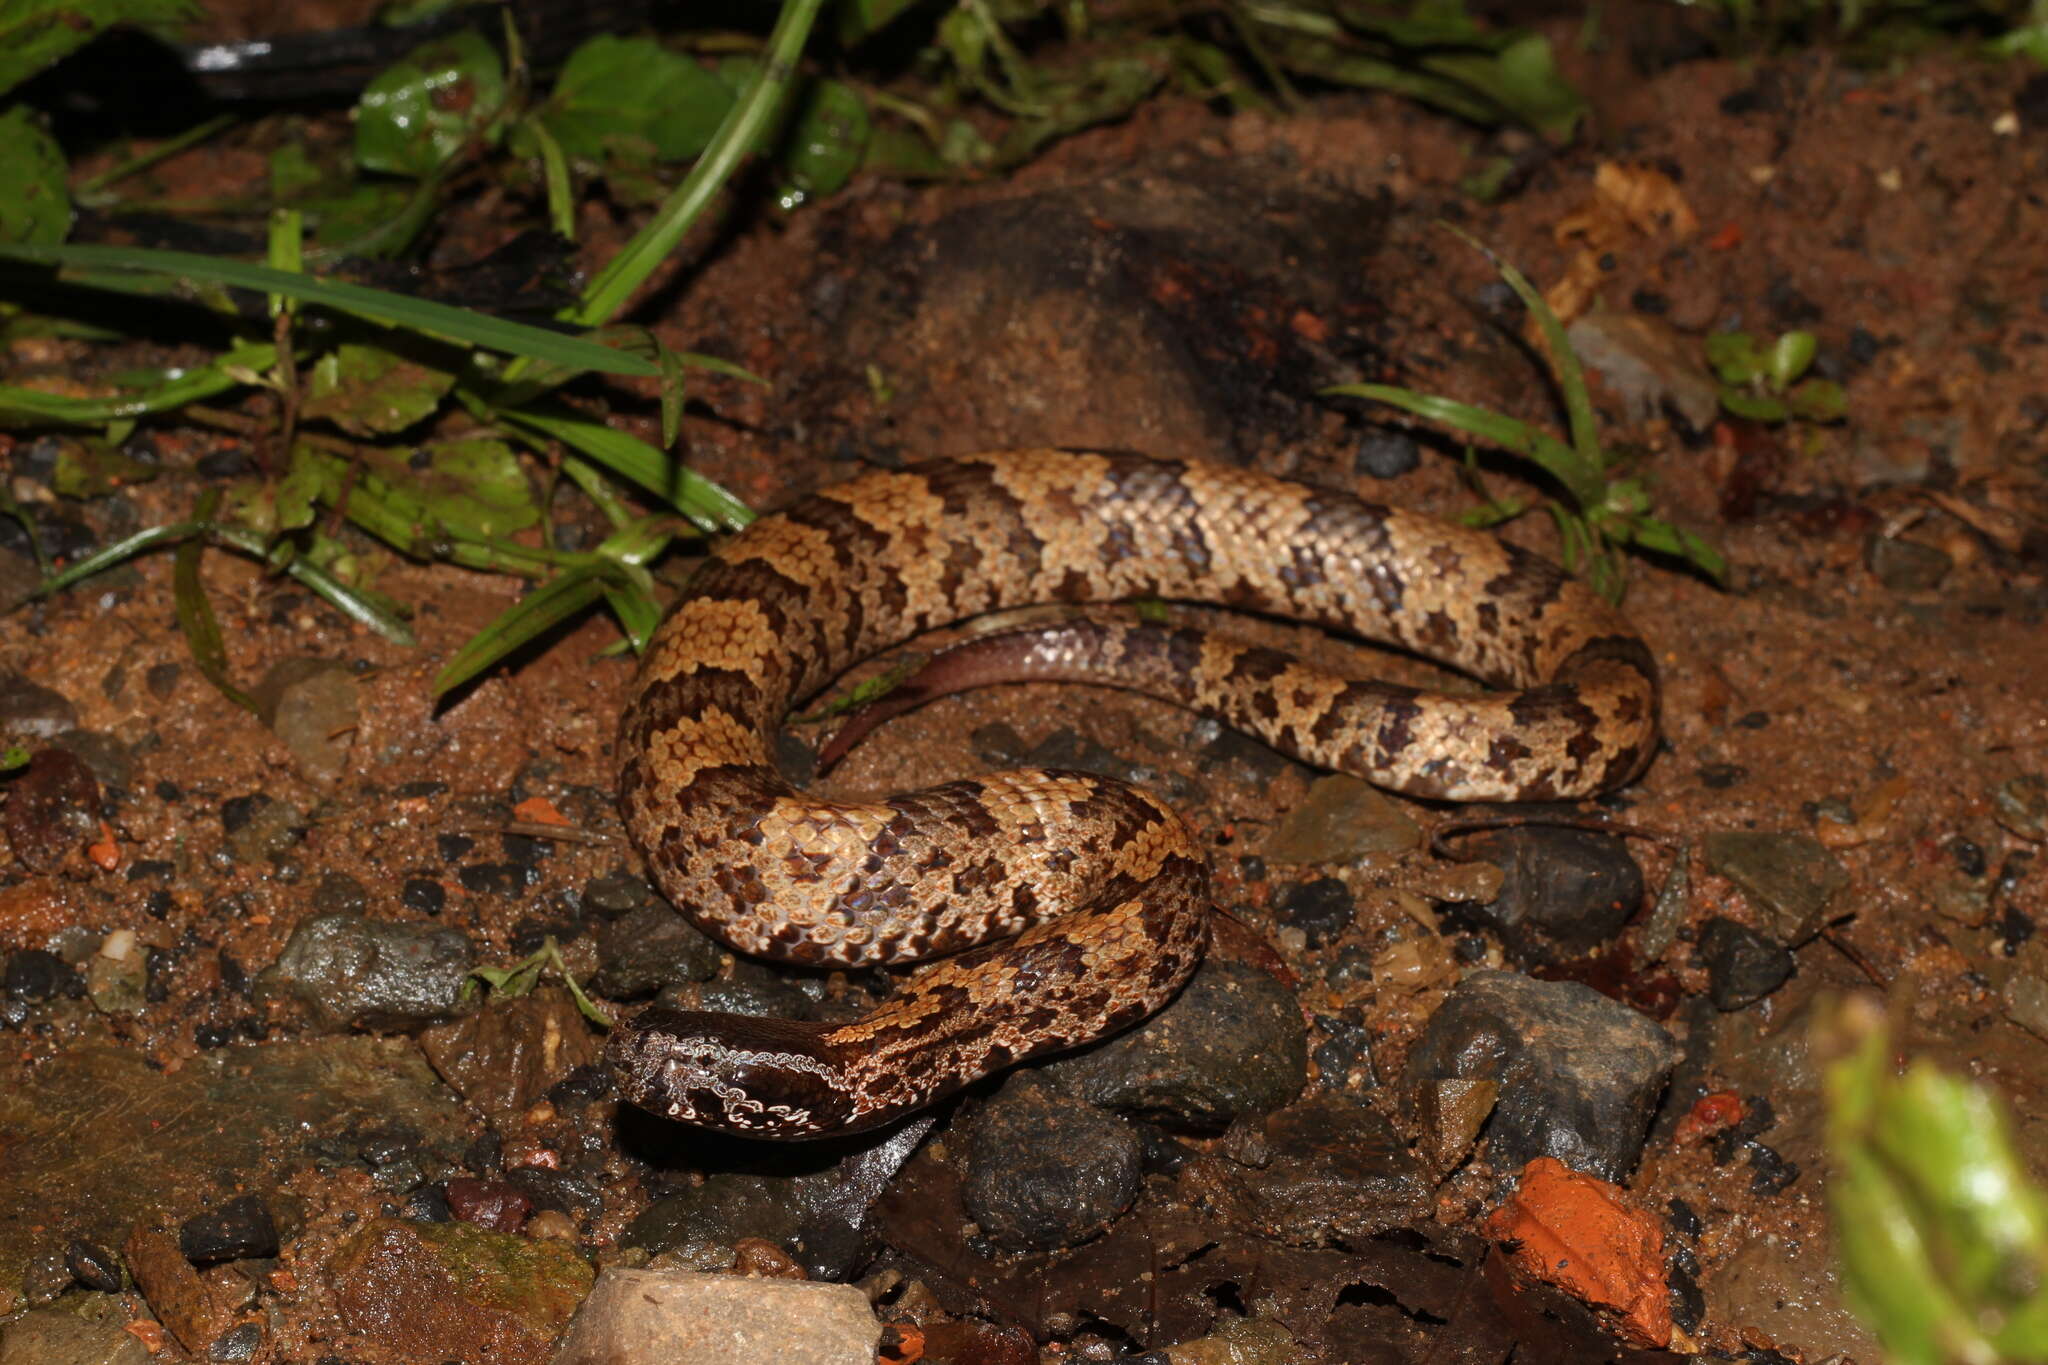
[331,1217,592,1365]
[1704,1231,1879,1363]
[592,907,723,997]
[1459,827,1645,963]
[3,948,76,1004]
[1143,1315,1298,1365]
[66,1239,122,1292]
[251,658,359,786]
[960,1073,1142,1251]
[445,1179,532,1234]
[84,930,147,1016]
[3,747,99,872]
[124,1224,226,1354]
[1702,832,1847,946]
[1634,847,1691,961]
[311,872,369,916]
[1417,1077,1499,1171]
[1865,534,1951,593]
[206,1322,264,1362]
[420,988,605,1127]
[0,549,37,618]
[0,1308,150,1365]
[622,1176,804,1270]
[669,970,812,1020]
[259,913,476,1030]
[0,671,78,742]
[1274,877,1353,948]
[1404,971,1678,1183]
[1262,775,1421,864]
[179,1195,280,1264]
[0,1036,474,1307]
[2004,973,2048,1042]
[1695,918,1795,1010]
[582,871,654,918]
[1993,775,2048,842]
[1181,1092,1429,1243]
[550,1268,879,1365]
[1042,958,1306,1131]
[1354,430,1421,479]
[217,794,303,865]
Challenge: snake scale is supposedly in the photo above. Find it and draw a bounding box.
[605,449,1658,1138]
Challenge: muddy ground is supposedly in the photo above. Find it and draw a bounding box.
[3,16,2048,1365]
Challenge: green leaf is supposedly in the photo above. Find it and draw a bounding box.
[1718,389,1792,422]
[539,34,734,163]
[0,342,278,428]
[301,343,456,437]
[0,244,659,377]
[1705,331,1765,385]
[173,493,258,715]
[1789,378,1847,422]
[0,0,197,101]
[355,29,507,178]
[0,107,70,245]
[777,79,872,206]
[51,438,158,498]
[503,407,752,533]
[1325,383,1602,508]
[1,744,26,772]
[433,566,605,695]
[1767,330,1818,389]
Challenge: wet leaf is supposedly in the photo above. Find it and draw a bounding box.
[0,106,70,245]
[302,183,414,249]
[173,493,258,715]
[0,341,277,427]
[777,79,872,204]
[301,343,456,437]
[51,438,158,498]
[355,29,507,178]
[0,0,196,101]
[538,35,733,163]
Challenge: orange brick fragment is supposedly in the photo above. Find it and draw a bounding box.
[512,796,570,826]
[1484,1157,1671,1349]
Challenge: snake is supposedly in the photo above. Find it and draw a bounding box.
[604,449,1658,1138]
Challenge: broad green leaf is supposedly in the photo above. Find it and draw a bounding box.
[0,243,658,376]
[1718,389,1792,422]
[302,343,455,437]
[301,183,415,249]
[0,0,196,100]
[355,29,506,178]
[539,35,732,163]
[0,106,69,244]
[1705,332,1764,385]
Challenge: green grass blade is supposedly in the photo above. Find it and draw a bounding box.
[570,0,829,327]
[173,494,258,714]
[1325,382,1599,504]
[433,567,606,695]
[0,342,277,427]
[0,243,657,377]
[37,520,203,594]
[209,525,416,646]
[504,408,753,533]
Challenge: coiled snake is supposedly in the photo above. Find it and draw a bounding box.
[605,450,1658,1137]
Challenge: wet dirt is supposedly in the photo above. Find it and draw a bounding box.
[4,23,2048,1365]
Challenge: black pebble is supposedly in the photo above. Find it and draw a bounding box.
[1696,917,1795,1011]
[1354,431,1421,479]
[582,871,653,917]
[66,1238,121,1292]
[219,793,269,833]
[126,859,174,882]
[1276,877,1354,947]
[436,833,475,863]
[458,862,529,897]
[395,780,448,799]
[179,1194,280,1262]
[402,878,446,915]
[3,949,71,1001]
[145,889,173,919]
[405,1182,452,1223]
[1950,837,1987,878]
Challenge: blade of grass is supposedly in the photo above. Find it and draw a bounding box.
[502,408,753,532]
[569,0,829,328]
[174,492,258,714]
[1323,382,1604,507]
[209,525,416,645]
[433,567,606,695]
[37,520,203,594]
[0,342,278,427]
[0,244,658,378]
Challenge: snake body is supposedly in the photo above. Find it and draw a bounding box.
[605,450,1658,1138]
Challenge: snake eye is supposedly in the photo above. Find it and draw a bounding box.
[605,1006,855,1139]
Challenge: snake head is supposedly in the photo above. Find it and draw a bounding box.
[606,1007,855,1139]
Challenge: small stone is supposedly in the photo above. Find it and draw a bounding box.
[65,1238,122,1292]
[1042,958,1306,1131]
[960,1073,1141,1252]
[3,948,72,1001]
[582,872,653,917]
[332,1216,592,1365]
[437,833,476,863]
[52,730,133,792]
[1460,826,1645,963]
[402,878,447,915]
[593,906,722,997]
[3,747,100,872]
[0,1308,150,1365]
[1419,1077,1499,1171]
[550,1268,880,1365]
[1405,971,1678,1183]
[179,1194,280,1263]
[206,1322,264,1363]
[1696,918,1795,1010]
[1354,430,1421,479]
[0,672,78,742]
[1635,847,1691,961]
[1993,776,2048,842]
[218,794,303,865]
[1703,832,1848,946]
[1180,1092,1429,1243]
[623,1177,804,1270]
[2003,973,2048,1042]
[259,913,476,1030]
[446,1178,533,1234]
[458,863,531,897]
[1262,775,1421,864]
[124,1224,226,1354]
[251,658,360,787]
[85,930,148,1016]
[312,872,369,916]
[1865,534,1951,593]
[1274,877,1354,947]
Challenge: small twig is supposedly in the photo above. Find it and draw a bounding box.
[1429,812,1679,860]
[441,819,617,847]
[1822,925,1889,988]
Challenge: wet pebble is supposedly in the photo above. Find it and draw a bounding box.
[1703,832,1848,946]
[1865,534,1951,593]
[1404,970,1678,1183]
[85,930,147,1016]
[123,1224,226,1354]
[179,1194,280,1263]
[218,794,304,865]
[445,1177,532,1233]
[312,872,369,916]
[1181,1092,1429,1243]
[1457,826,1645,963]
[1274,876,1353,947]
[0,671,78,741]
[331,1217,592,1363]
[65,1238,122,1292]
[401,877,446,915]
[205,1322,264,1363]
[593,906,723,997]
[1695,918,1795,1010]
[1041,957,1306,1131]
[960,1073,1141,1252]
[551,1268,879,1365]
[258,913,476,1029]
[4,947,77,1002]
[251,658,360,787]
[457,862,533,897]
[1262,774,1421,864]
[582,871,654,918]
[1355,429,1421,479]
[3,747,100,872]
